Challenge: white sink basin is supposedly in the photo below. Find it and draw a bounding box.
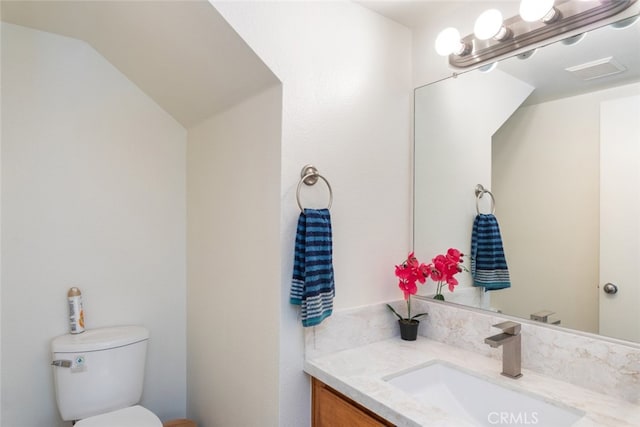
[385,361,584,426]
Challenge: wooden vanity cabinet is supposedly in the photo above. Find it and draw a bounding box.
[312,377,395,427]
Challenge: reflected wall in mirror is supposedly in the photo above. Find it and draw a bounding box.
[414,13,640,344]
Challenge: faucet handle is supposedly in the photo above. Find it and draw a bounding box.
[492,321,521,335]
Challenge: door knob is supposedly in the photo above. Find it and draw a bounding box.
[603,283,618,294]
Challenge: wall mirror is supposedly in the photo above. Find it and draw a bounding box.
[414,12,640,344]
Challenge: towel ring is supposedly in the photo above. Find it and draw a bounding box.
[296,165,333,212]
[475,184,495,215]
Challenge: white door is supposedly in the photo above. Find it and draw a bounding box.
[599,94,640,342]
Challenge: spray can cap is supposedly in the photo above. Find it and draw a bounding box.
[67,287,82,297]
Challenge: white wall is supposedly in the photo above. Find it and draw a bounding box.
[0,11,3,426]
[1,23,187,426]
[491,82,640,333]
[212,2,412,425]
[186,85,282,427]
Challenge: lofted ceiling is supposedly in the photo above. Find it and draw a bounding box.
[3,0,637,120]
[1,0,278,128]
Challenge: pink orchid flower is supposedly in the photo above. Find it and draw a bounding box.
[390,249,466,318]
[446,248,463,263]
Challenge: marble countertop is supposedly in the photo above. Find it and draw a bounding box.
[304,337,640,427]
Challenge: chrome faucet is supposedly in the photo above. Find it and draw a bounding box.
[484,321,522,379]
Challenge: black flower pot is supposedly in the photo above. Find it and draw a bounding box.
[398,319,419,341]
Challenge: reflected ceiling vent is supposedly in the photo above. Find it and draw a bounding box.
[565,57,626,81]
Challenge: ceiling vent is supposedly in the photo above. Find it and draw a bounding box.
[565,57,627,81]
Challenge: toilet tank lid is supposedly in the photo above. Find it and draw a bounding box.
[52,326,149,353]
[74,405,161,427]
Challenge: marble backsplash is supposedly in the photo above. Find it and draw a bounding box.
[305,298,640,404]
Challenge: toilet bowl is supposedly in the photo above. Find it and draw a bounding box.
[51,326,161,426]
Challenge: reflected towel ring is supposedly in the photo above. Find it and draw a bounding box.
[296,165,333,212]
[475,184,495,215]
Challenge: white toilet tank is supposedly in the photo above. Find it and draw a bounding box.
[51,326,149,421]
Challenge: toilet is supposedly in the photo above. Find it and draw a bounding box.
[51,325,162,426]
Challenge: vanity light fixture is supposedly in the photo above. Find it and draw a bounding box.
[437,0,638,69]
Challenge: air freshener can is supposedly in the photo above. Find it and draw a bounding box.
[67,287,85,334]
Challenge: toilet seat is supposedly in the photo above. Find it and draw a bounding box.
[74,405,162,427]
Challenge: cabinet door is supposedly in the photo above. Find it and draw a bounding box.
[312,378,394,427]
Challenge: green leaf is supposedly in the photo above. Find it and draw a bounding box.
[410,312,428,320]
[386,303,404,320]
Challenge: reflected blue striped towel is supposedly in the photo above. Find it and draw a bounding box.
[290,208,335,327]
[471,214,511,291]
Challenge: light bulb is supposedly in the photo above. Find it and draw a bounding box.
[474,9,505,41]
[478,62,497,73]
[561,33,586,46]
[520,0,555,22]
[610,15,639,30]
[435,27,462,56]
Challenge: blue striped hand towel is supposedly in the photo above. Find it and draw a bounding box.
[290,208,335,327]
[471,214,511,291]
